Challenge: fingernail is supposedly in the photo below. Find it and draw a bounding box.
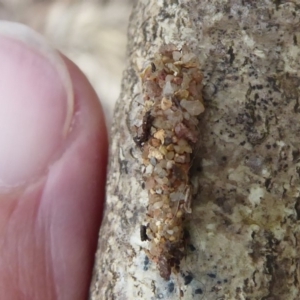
[0,21,74,188]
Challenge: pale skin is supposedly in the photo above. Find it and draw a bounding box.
[0,25,108,299]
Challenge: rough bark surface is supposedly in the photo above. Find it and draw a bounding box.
[90,1,300,299]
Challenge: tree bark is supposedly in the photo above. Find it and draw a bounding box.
[90,1,300,299]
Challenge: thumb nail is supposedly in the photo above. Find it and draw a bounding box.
[0,21,74,188]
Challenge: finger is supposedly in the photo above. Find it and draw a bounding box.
[0,21,107,300]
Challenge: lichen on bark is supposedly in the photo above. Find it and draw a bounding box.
[90,1,300,299]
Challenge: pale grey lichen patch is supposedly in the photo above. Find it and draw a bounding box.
[90,1,300,299]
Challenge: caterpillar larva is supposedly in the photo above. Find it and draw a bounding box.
[135,44,205,280]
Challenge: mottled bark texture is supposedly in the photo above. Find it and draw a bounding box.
[90,1,300,299]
